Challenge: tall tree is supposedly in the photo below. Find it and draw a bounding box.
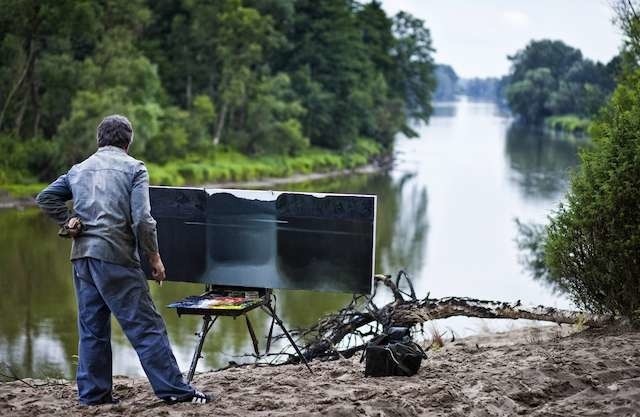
[505,39,618,122]
[282,0,373,149]
[391,11,436,124]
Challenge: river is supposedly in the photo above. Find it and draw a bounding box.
[0,98,583,379]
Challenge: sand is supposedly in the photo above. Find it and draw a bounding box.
[2,325,639,416]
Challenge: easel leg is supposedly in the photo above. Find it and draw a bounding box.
[261,304,313,374]
[187,315,217,383]
[265,307,276,354]
[245,315,260,359]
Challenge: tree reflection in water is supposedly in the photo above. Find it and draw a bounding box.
[505,123,584,200]
[0,210,75,379]
[508,123,586,295]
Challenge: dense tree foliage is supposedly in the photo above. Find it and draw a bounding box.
[505,40,619,123]
[0,0,435,185]
[521,2,640,320]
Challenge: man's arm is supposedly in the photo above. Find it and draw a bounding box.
[131,163,165,281]
[36,174,73,226]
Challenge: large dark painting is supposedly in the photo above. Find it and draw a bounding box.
[142,187,376,294]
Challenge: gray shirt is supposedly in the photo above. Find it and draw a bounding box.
[36,146,158,267]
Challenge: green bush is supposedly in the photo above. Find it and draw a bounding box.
[0,169,9,185]
[0,183,48,198]
[543,69,640,320]
[16,139,64,181]
[0,135,63,182]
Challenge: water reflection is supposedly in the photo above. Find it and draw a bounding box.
[431,102,457,118]
[375,173,428,275]
[505,123,583,200]
[0,209,75,378]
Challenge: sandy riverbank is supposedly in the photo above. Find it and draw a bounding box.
[2,324,639,416]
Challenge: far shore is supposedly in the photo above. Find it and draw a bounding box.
[203,162,382,189]
[0,162,386,210]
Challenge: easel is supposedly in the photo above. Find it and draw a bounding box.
[171,285,312,382]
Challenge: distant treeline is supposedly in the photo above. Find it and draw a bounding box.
[435,40,620,125]
[0,0,435,185]
[433,64,506,102]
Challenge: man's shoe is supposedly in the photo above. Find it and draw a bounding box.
[165,390,212,405]
[83,396,120,406]
[104,396,121,405]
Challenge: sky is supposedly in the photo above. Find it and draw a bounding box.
[380,0,623,78]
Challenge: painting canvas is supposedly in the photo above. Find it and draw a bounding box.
[142,187,376,294]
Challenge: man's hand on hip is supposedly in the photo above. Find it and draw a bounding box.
[148,252,166,283]
[58,216,84,238]
[67,217,83,236]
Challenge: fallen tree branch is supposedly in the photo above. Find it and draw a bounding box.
[389,296,613,328]
[216,271,616,370]
[289,272,615,363]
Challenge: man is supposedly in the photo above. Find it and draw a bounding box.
[36,115,212,405]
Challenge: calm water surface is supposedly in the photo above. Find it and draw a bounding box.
[0,99,583,379]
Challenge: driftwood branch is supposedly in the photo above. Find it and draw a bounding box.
[285,272,615,363]
[219,271,615,369]
[387,296,613,327]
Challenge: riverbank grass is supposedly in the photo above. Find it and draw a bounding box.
[147,138,383,186]
[0,138,384,197]
[0,183,47,199]
[544,115,591,135]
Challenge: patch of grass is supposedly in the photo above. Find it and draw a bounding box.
[0,138,385,195]
[544,115,591,135]
[0,182,47,198]
[428,324,445,350]
[146,138,384,186]
[573,314,587,332]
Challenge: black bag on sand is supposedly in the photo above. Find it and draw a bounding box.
[361,327,427,377]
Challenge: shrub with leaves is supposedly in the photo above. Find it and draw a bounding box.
[544,69,640,319]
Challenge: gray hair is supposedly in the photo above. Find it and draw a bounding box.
[96,115,134,149]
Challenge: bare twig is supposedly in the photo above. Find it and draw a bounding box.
[0,362,35,389]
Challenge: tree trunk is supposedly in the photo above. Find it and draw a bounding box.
[14,95,28,137]
[31,56,40,136]
[213,102,228,146]
[388,296,612,328]
[0,46,34,131]
[186,74,192,109]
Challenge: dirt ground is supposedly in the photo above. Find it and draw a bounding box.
[1,325,640,416]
